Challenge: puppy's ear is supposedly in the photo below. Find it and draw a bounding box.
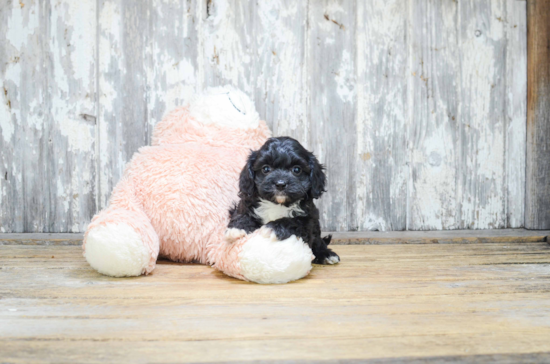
[239,150,258,198]
[308,154,326,199]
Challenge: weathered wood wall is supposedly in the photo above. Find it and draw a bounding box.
[0,0,527,233]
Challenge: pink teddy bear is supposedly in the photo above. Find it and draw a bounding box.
[83,86,314,284]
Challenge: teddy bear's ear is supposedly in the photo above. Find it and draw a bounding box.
[239,151,258,198]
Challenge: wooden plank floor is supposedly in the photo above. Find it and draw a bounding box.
[1,241,550,363]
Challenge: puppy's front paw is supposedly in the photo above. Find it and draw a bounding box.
[224,228,247,243]
[314,250,340,265]
[265,221,294,241]
[324,254,340,265]
[258,226,278,241]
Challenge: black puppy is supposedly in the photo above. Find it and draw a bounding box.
[226,137,340,265]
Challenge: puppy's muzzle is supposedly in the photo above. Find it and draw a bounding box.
[275,195,287,204]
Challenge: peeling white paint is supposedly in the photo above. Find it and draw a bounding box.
[98,0,123,207]
[25,99,44,131]
[0,93,14,143]
[67,2,96,88]
[355,0,408,231]
[411,125,458,230]
[203,0,251,92]
[335,50,355,103]
[57,116,95,152]
[255,0,308,143]
[6,2,39,52]
[363,213,387,232]
[1,61,22,143]
[147,52,196,126]
[50,1,97,152]
[57,177,69,214]
[98,2,121,115]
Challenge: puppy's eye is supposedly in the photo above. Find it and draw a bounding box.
[262,165,271,174]
[292,166,302,175]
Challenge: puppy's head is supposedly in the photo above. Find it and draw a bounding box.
[239,137,326,205]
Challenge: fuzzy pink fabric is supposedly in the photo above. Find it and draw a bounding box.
[210,233,248,281]
[83,107,270,274]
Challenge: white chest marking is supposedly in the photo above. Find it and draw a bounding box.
[253,199,305,224]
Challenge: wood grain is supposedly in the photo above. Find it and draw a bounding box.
[147,0,201,137]
[1,243,549,362]
[408,1,526,231]
[97,0,149,209]
[0,1,97,233]
[408,0,460,230]
[526,0,550,229]
[355,0,408,231]
[48,1,98,232]
[0,1,45,233]
[308,0,357,231]
[457,0,508,230]
[254,0,310,144]
[505,1,527,229]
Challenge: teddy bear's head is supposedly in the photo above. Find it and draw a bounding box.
[188,86,260,129]
[152,86,270,149]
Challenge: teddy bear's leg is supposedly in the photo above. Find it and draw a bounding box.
[83,174,160,277]
[212,227,314,284]
[83,207,159,277]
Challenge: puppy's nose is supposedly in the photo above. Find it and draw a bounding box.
[275,180,287,190]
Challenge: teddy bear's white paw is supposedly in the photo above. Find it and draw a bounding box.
[224,228,247,243]
[85,223,150,277]
[239,229,313,284]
